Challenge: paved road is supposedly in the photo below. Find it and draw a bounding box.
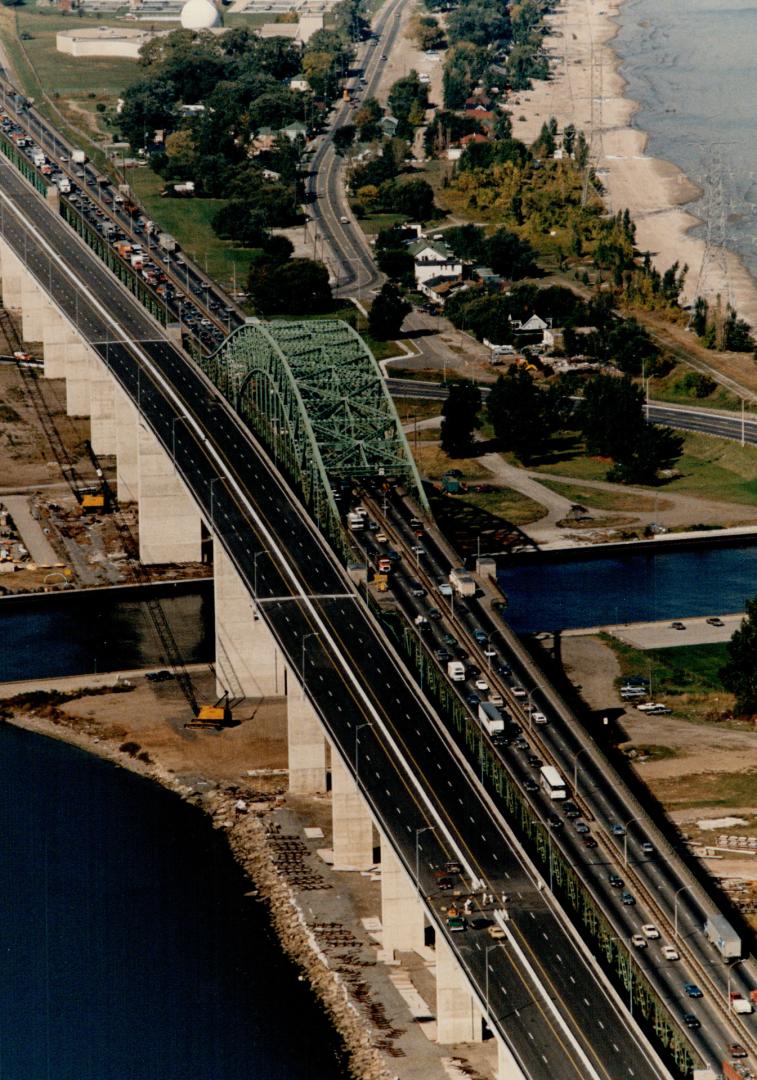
[0,153,677,1080]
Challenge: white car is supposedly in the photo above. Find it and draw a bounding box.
[511,686,526,698]
[661,945,679,961]
[642,924,660,939]
[532,712,548,725]
[489,694,504,707]
[631,934,647,949]
[375,532,388,543]
[475,679,489,693]
[339,215,349,224]
[483,645,497,657]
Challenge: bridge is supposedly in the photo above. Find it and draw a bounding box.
[0,89,753,1080]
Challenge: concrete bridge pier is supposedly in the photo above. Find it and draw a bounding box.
[114,384,140,503]
[0,236,26,315]
[137,420,202,564]
[288,689,327,793]
[379,835,426,958]
[330,751,375,870]
[496,1036,524,1079]
[89,355,116,455]
[435,935,484,1045]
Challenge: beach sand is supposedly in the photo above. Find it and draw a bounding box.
[511,0,757,328]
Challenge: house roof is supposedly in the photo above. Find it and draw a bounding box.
[459,133,490,147]
[408,239,456,261]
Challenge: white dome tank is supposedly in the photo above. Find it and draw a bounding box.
[180,0,220,30]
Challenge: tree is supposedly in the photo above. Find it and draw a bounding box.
[381,178,436,221]
[248,258,332,315]
[440,381,482,457]
[119,76,178,150]
[368,283,411,339]
[486,365,560,461]
[333,124,356,154]
[720,597,757,715]
[483,227,536,279]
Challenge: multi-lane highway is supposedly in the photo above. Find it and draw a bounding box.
[0,141,685,1080]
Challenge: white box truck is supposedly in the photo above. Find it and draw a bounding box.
[449,567,476,597]
[72,149,87,165]
[704,914,740,960]
[478,702,504,735]
[447,660,465,682]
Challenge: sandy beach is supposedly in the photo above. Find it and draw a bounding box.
[512,0,757,329]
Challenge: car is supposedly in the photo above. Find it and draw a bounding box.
[683,983,703,998]
[547,813,563,829]
[608,873,624,888]
[562,802,580,819]
[631,934,647,948]
[487,924,505,939]
[682,1013,700,1029]
[527,755,543,769]
[523,778,539,793]
[729,1044,748,1059]
[511,686,526,699]
[661,945,680,961]
[706,616,724,627]
[466,665,480,680]
[575,821,590,834]
[437,582,453,596]
[442,633,457,646]
[640,841,654,854]
[483,645,497,657]
[375,531,388,543]
[583,836,598,849]
[437,876,455,890]
[447,914,466,932]
[532,711,548,724]
[147,669,174,682]
[409,581,426,598]
[611,824,626,836]
[465,693,480,706]
[491,731,509,747]
[509,723,522,736]
[452,647,469,661]
[475,679,489,692]
[489,694,504,707]
[386,549,401,562]
[381,53,387,60]
[671,621,686,630]
[473,629,488,644]
[427,607,442,621]
[339,215,350,224]
[513,738,529,750]
[641,924,660,939]
[435,648,451,662]
[445,860,462,874]
[495,663,512,678]
[620,892,636,906]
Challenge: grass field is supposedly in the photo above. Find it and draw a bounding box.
[603,635,730,696]
[653,769,757,809]
[649,364,742,413]
[538,478,663,514]
[456,488,546,526]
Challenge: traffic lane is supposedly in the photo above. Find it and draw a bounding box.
[648,405,757,444]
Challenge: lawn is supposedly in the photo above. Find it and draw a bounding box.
[129,169,260,293]
[456,488,546,527]
[537,478,663,514]
[356,212,407,236]
[653,769,757,810]
[649,364,742,413]
[603,635,730,696]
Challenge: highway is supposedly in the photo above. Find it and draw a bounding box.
[357,490,757,1072]
[0,149,679,1080]
[386,376,757,446]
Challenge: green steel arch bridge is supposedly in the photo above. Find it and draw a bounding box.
[200,319,428,556]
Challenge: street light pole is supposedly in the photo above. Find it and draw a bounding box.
[209,475,226,529]
[573,746,591,796]
[623,814,641,867]
[674,884,693,937]
[301,632,318,698]
[253,548,269,600]
[355,721,373,776]
[415,825,435,888]
[526,683,547,730]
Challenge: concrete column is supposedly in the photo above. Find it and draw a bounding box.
[288,691,327,793]
[214,544,286,699]
[435,936,483,1045]
[89,354,116,455]
[380,835,425,957]
[114,385,139,503]
[40,305,94,415]
[331,751,374,871]
[0,238,25,313]
[20,269,50,344]
[497,1036,525,1080]
[137,421,202,564]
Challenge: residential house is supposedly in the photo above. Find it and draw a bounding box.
[511,313,555,350]
[408,238,463,287]
[279,120,307,143]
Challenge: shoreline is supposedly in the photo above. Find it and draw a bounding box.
[2,708,393,1080]
[512,0,757,329]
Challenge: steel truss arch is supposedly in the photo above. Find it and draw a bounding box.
[200,318,428,556]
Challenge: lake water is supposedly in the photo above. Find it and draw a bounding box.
[497,541,757,632]
[615,0,757,296]
[0,723,349,1080]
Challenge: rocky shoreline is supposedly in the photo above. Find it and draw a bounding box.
[3,708,395,1080]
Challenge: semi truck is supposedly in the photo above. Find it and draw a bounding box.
[447,660,466,682]
[704,913,741,960]
[72,149,87,164]
[729,992,753,1014]
[478,701,504,735]
[158,232,178,253]
[449,567,476,597]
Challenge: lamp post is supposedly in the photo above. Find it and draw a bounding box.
[171,414,188,460]
[209,474,226,529]
[415,825,435,888]
[623,814,641,867]
[355,721,373,776]
[301,632,319,698]
[526,683,548,730]
[674,884,694,937]
[253,548,269,600]
[485,942,502,1023]
[573,746,591,797]
[727,958,746,1006]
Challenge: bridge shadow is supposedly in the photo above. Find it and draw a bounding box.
[426,487,537,558]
